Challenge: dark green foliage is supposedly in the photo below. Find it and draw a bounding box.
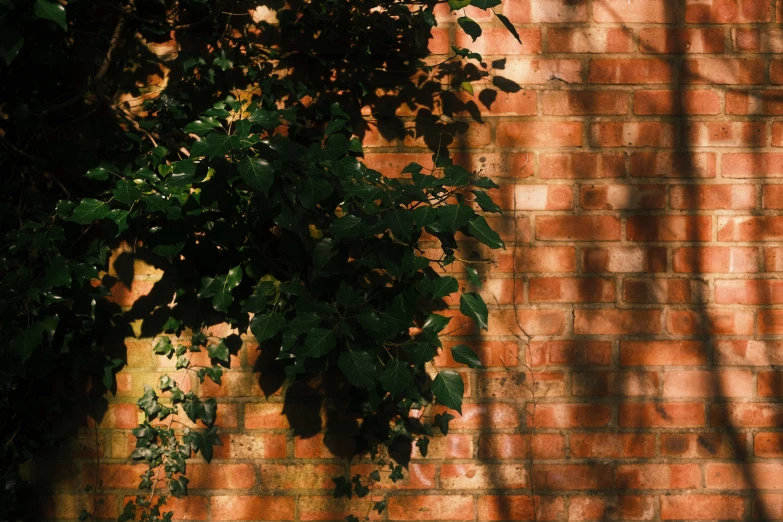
[0,0,519,519]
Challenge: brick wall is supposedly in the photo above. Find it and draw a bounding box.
[44,0,783,520]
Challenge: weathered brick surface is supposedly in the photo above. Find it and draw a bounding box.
[47,1,783,520]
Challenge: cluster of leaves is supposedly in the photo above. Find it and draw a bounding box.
[0,0,520,519]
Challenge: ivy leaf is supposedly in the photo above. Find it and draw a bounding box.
[379,358,413,395]
[460,292,489,330]
[250,312,284,342]
[212,267,243,312]
[416,437,430,457]
[422,313,451,334]
[35,0,67,30]
[470,0,501,8]
[207,341,230,362]
[12,325,43,363]
[383,209,414,241]
[432,276,458,299]
[299,328,336,357]
[448,0,471,9]
[84,166,113,180]
[285,313,321,336]
[112,180,142,205]
[137,385,161,420]
[183,118,221,135]
[204,133,235,159]
[466,266,483,288]
[467,215,505,249]
[461,81,474,96]
[432,371,464,414]
[495,13,522,43]
[451,344,484,368]
[437,204,474,232]
[331,214,365,238]
[457,16,482,41]
[239,157,274,194]
[413,206,437,228]
[444,165,471,186]
[338,350,376,388]
[0,31,24,66]
[434,412,455,435]
[332,476,352,499]
[472,190,501,213]
[69,198,110,224]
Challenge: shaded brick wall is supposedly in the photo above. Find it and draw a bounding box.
[44,0,783,520]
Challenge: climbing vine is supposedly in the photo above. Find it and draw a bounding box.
[0,0,521,519]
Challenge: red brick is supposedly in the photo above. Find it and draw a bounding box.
[571,371,659,397]
[244,403,289,429]
[515,246,576,272]
[548,28,633,53]
[441,463,527,489]
[543,91,627,115]
[583,247,668,273]
[622,278,695,304]
[719,216,783,241]
[293,433,356,458]
[478,370,566,398]
[662,370,755,398]
[620,340,710,366]
[187,463,255,489]
[634,90,721,115]
[661,495,745,520]
[568,496,655,521]
[478,90,537,116]
[761,311,783,334]
[682,58,766,84]
[456,27,541,55]
[511,184,574,210]
[616,464,701,490]
[478,433,566,459]
[727,90,783,115]
[501,57,583,84]
[620,402,706,427]
[529,277,615,303]
[589,59,673,84]
[671,184,756,210]
[662,433,746,458]
[536,216,621,241]
[530,340,613,367]
[685,0,771,23]
[630,152,716,178]
[504,0,589,23]
[707,462,783,490]
[570,433,656,458]
[594,0,676,22]
[580,184,666,210]
[591,122,675,148]
[575,308,662,335]
[640,28,725,54]
[722,153,783,178]
[387,495,474,520]
[685,122,767,147]
[627,216,712,242]
[716,340,783,365]
[765,247,783,271]
[478,496,564,521]
[531,404,612,428]
[759,371,783,397]
[540,153,625,179]
[716,279,783,304]
[667,309,754,335]
[712,403,783,427]
[497,122,583,148]
[764,185,783,208]
[673,246,759,273]
[298,497,373,521]
[755,432,783,457]
[533,465,614,490]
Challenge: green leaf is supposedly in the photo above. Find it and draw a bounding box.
[416,437,430,457]
[138,385,161,420]
[437,204,474,232]
[451,344,484,368]
[460,292,489,330]
[432,371,464,414]
[495,13,522,44]
[12,325,43,362]
[422,313,451,334]
[204,133,235,159]
[383,209,414,241]
[325,119,346,136]
[413,206,437,228]
[35,0,67,30]
[467,215,505,249]
[84,167,112,180]
[250,312,284,342]
[471,0,501,8]
[208,341,230,362]
[183,118,221,135]
[112,180,142,205]
[69,198,110,224]
[299,328,335,357]
[0,31,24,66]
[444,165,471,187]
[331,214,365,238]
[248,107,281,129]
[432,276,458,299]
[434,412,455,435]
[338,350,376,388]
[379,358,413,395]
[466,266,482,288]
[461,81,474,96]
[457,16,482,41]
[285,312,321,336]
[448,0,471,9]
[472,190,501,213]
[239,157,274,194]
